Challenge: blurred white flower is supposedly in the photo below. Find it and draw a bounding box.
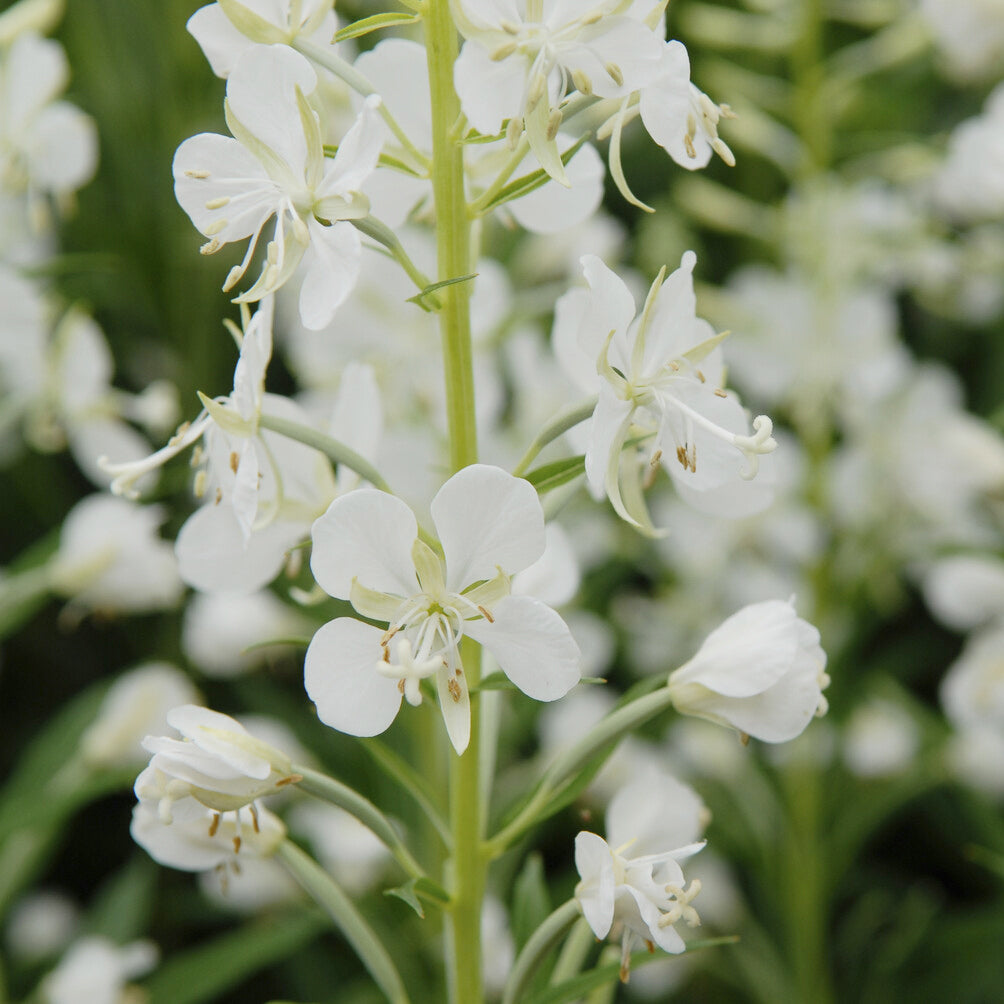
[6,890,79,962]
[41,936,157,1004]
[0,33,97,216]
[919,0,1004,81]
[182,590,310,677]
[48,495,183,616]
[79,663,200,770]
[668,599,829,743]
[842,697,920,778]
[921,554,1004,632]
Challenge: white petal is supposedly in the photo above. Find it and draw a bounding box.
[304,618,402,736]
[454,40,525,134]
[175,503,301,593]
[508,140,604,235]
[226,44,317,177]
[670,600,801,697]
[27,102,98,193]
[353,39,431,145]
[173,133,275,242]
[187,3,250,78]
[436,664,471,754]
[465,595,580,700]
[298,219,361,330]
[310,488,418,599]
[433,465,545,589]
[574,831,616,938]
[320,95,384,197]
[584,384,633,501]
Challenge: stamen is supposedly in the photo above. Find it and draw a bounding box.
[275,773,303,787]
[229,451,239,474]
[200,239,221,255]
[447,678,461,703]
[184,169,210,179]
[249,802,260,833]
[232,835,241,853]
[477,605,495,623]
[204,219,228,236]
[205,196,230,210]
[714,388,727,398]
[571,69,592,96]
[604,62,624,87]
[491,41,517,61]
[209,812,221,837]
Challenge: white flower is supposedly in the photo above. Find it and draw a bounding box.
[182,589,310,677]
[41,936,157,1004]
[6,890,79,963]
[941,627,1004,735]
[305,464,580,753]
[0,33,97,211]
[452,0,663,182]
[667,599,829,743]
[79,663,200,770]
[922,554,1004,632]
[574,771,706,980]
[553,252,777,530]
[842,697,920,778]
[188,0,337,78]
[136,705,297,819]
[638,40,735,170]
[131,788,285,875]
[173,44,383,329]
[48,495,183,616]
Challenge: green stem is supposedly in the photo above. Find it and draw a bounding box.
[292,764,427,881]
[512,397,597,477]
[276,840,411,1004]
[350,216,438,302]
[790,0,829,176]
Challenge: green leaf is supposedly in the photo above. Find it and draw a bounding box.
[384,876,451,919]
[334,11,420,42]
[524,456,585,495]
[406,272,478,310]
[84,854,158,942]
[144,911,326,1004]
[477,134,590,215]
[512,854,551,953]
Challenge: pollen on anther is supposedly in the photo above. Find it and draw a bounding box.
[714,388,728,398]
[208,812,221,837]
[229,451,239,474]
[249,803,260,833]
[205,196,230,210]
[447,678,461,703]
[397,679,406,694]
[184,169,210,179]
[232,835,242,853]
[696,369,706,383]
[276,773,303,787]
[200,239,221,256]
[477,605,495,623]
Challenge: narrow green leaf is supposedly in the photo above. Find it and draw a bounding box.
[84,854,158,943]
[477,134,589,215]
[406,272,478,309]
[144,911,326,1004]
[334,11,420,42]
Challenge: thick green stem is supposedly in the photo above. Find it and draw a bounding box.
[426,0,477,475]
[425,3,486,1001]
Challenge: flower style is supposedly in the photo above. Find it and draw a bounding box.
[305,464,581,753]
[452,0,663,183]
[667,599,829,743]
[553,252,777,531]
[173,44,383,329]
[574,771,707,981]
[188,0,337,79]
[137,705,298,821]
[638,40,735,170]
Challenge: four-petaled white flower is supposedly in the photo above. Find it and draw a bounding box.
[554,252,777,531]
[452,0,663,183]
[575,770,707,981]
[667,599,830,743]
[305,464,581,753]
[173,43,383,329]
